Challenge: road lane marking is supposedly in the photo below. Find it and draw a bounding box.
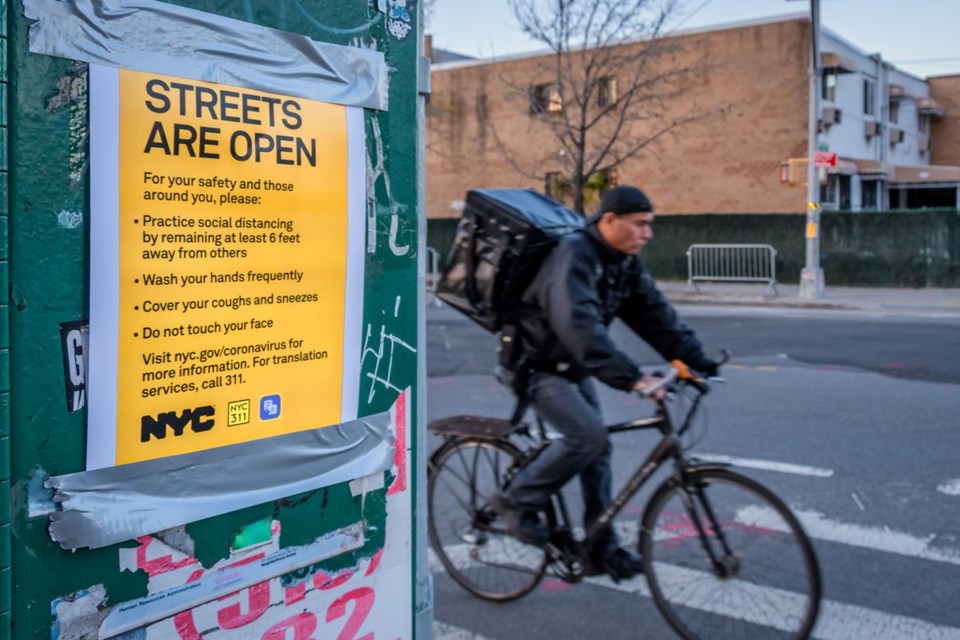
[851,492,867,511]
[588,569,960,640]
[589,568,960,640]
[737,506,960,566]
[432,545,960,640]
[938,479,960,496]
[697,453,834,477]
[434,621,493,640]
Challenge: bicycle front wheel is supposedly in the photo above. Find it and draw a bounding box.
[641,468,821,640]
[428,438,549,601]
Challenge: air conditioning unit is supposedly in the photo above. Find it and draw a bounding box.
[889,128,905,145]
[919,136,931,152]
[822,106,842,126]
[864,121,880,138]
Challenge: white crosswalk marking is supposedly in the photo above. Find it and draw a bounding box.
[434,621,493,640]
[431,508,960,639]
[938,479,960,496]
[696,453,835,477]
[584,570,960,640]
[737,506,960,566]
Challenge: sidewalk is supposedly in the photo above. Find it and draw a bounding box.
[657,280,960,318]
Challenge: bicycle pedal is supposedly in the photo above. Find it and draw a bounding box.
[461,531,488,545]
[547,560,584,584]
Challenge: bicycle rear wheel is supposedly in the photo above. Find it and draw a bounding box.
[641,468,821,640]
[428,438,549,601]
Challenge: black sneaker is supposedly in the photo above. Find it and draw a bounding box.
[490,494,549,546]
[585,547,645,582]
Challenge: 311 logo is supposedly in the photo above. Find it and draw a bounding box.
[260,395,281,420]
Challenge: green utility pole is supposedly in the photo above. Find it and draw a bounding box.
[5,1,428,638]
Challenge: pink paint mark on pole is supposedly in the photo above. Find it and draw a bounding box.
[284,581,308,606]
[134,536,200,577]
[262,612,318,640]
[387,390,407,496]
[326,587,375,640]
[364,549,384,576]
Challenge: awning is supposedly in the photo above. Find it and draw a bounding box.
[821,52,857,74]
[888,84,919,100]
[832,159,858,176]
[892,164,960,184]
[917,97,946,117]
[781,156,860,177]
[855,160,893,179]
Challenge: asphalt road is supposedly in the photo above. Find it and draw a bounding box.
[426,304,960,640]
[427,304,960,384]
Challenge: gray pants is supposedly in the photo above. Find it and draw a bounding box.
[507,372,618,554]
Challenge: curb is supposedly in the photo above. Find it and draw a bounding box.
[662,292,856,311]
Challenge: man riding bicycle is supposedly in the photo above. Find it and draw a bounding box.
[494,185,720,581]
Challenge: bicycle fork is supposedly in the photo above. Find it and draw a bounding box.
[678,479,739,579]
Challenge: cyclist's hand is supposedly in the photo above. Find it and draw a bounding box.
[686,354,721,378]
[633,375,668,400]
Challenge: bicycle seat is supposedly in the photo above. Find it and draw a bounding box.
[428,415,529,439]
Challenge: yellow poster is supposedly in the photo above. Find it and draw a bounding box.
[89,67,365,468]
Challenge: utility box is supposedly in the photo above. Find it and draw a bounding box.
[3,1,428,638]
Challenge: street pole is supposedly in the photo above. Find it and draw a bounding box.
[799,0,825,299]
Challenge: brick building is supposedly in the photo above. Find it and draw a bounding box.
[426,14,960,217]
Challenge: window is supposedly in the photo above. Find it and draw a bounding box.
[820,174,838,209]
[839,175,852,210]
[821,72,837,102]
[861,181,879,210]
[821,174,852,210]
[530,83,563,114]
[597,76,618,108]
[889,100,899,124]
[863,79,876,116]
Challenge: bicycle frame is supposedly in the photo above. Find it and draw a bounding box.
[536,390,712,555]
[582,419,680,551]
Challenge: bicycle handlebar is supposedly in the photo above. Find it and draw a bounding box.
[637,350,732,399]
[635,367,679,398]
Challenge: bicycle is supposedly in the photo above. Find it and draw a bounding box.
[428,358,822,640]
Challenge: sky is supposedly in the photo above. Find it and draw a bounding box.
[429,0,960,79]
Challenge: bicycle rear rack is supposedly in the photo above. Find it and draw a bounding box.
[428,415,529,439]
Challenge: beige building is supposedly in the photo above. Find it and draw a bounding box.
[930,74,960,166]
[427,14,960,217]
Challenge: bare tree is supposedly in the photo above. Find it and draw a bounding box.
[491,0,718,213]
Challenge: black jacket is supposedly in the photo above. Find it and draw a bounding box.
[517,225,708,391]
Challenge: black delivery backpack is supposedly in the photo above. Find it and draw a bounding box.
[436,189,584,332]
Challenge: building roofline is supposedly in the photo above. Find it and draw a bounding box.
[818,25,927,83]
[431,11,809,71]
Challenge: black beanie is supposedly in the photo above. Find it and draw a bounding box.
[597,185,653,215]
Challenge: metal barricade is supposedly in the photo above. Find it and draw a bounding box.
[686,244,778,293]
[425,246,443,307]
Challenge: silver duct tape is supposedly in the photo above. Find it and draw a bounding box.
[24,0,388,111]
[47,411,393,550]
